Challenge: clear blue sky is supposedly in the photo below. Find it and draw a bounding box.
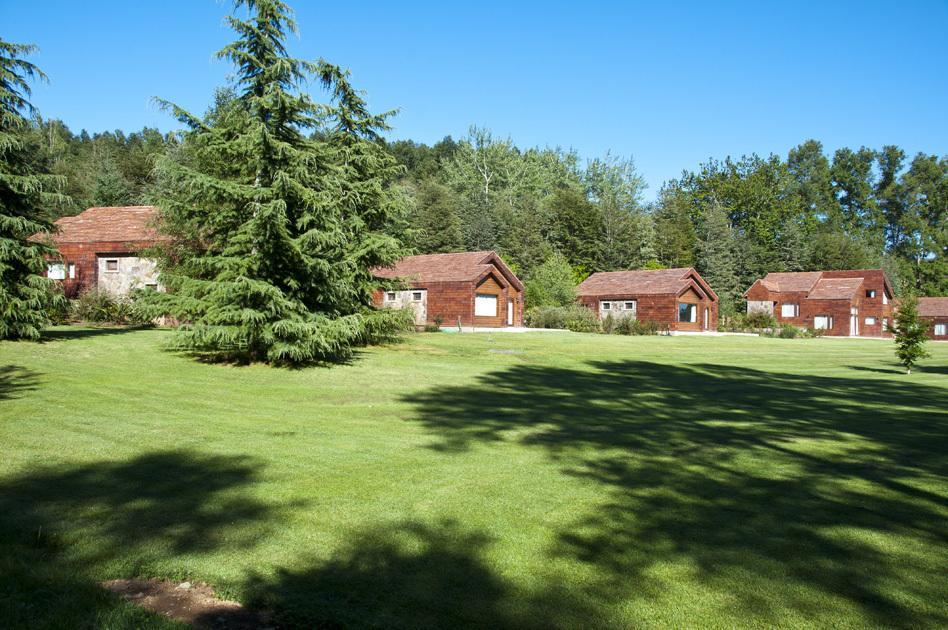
[4,0,947,198]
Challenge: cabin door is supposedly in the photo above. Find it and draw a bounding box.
[704,307,709,331]
[849,308,858,336]
[507,299,514,325]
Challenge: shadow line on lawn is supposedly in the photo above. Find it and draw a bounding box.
[0,449,285,628]
[401,360,948,627]
[0,365,41,401]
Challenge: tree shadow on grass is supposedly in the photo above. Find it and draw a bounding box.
[402,361,948,627]
[39,325,156,342]
[0,450,279,628]
[209,519,596,629]
[0,365,40,401]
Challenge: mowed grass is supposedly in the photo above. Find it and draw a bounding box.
[1,327,946,629]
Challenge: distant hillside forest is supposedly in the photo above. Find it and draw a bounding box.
[27,118,946,313]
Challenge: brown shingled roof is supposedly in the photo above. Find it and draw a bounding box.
[808,277,863,300]
[373,251,523,289]
[918,297,948,317]
[577,268,715,299]
[40,206,162,244]
[758,271,823,293]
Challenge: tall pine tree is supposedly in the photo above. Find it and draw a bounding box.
[141,1,409,364]
[696,200,740,315]
[0,39,67,340]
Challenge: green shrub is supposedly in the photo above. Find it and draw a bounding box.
[778,325,801,339]
[601,313,617,335]
[744,310,777,330]
[73,289,149,325]
[564,308,600,333]
[613,317,664,336]
[424,314,444,333]
[44,285,71,325]
[525,305,597,330]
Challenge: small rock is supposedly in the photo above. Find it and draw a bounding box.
[176,581,192,590]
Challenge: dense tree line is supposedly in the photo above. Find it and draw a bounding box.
[24,119,174,217]
[390,134,946,314]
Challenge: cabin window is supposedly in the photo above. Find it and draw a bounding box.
[678,303,696,323]
[624,301,636,311]
[814,315,833,330]
[865,316,876,326]
[67,263,76,279]
[47,263,66,280]
[412,291,423,301]
[104,259,119,272]
[882,292,888,305]
[385,291,396,301]
[866,290,876,299]
[935,324,947,336]
[780,303,798,318]
[601,301,612,310]
[475,293,497,317]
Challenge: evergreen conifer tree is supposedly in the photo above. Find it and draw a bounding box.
[696,201,740,315]
[0,39,67,340]
[141,1,409,364]
[892,295,929,374]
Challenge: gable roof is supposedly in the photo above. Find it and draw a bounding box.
[577,267,717,301]
[918,297,948,318]
[373,251,523,290]
[755,272,823,293]
[808,277,863,300]
[745,269,893,300]
[36,206,162,244]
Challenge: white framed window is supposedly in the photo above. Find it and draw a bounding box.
[474,293,497,317]
[780,303,798,318]
[678,303,696,323]
[882,292,888,305]
[814,315,833,330]
[865,317,877,325]
[624,301,636,311]
[412,291,423,301]
[67,263,76,279]
[935,324,947,336]
[47,263,66,280]
[104,259,119,273]
[866,290,876,299]
[385,291,396,302]
[601,301,612,310]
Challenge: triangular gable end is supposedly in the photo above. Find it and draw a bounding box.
[682,268,718,302]
[479,252,523,291]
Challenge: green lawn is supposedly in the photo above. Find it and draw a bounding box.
[1,328,946,628]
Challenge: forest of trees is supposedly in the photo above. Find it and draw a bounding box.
[19,118,948,316]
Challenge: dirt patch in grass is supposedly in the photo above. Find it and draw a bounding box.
[102,579,272,629]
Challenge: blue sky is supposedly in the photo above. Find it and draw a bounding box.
[4,1,947,198]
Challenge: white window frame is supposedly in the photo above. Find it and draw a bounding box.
[780,303,798,318]
[67,263,76,279]
[935,323,947,336]
[882,292,888,305]
[624,301,636,311]
[412,291,423,301]
[865,316,876,326]
[47,263,66,280]
[474,293,498,317]
[601,301,612,311]
[104,259,119,273]
[814,315,833,330]
[385,291,396,302]
[866,290,876,299]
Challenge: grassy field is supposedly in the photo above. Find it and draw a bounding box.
[1,327,946,628]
